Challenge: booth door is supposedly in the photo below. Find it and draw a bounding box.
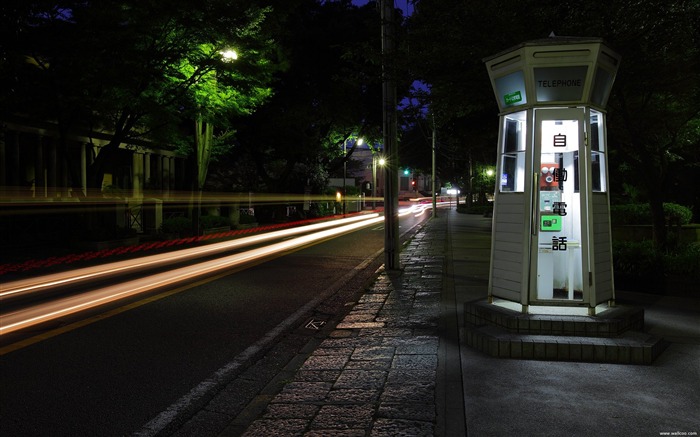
[530,108,588,303]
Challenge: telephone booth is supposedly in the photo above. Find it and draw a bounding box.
[484,37,621,314]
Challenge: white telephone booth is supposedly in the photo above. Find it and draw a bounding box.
[484,37,621,314]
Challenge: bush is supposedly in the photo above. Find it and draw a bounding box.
[239,212,257,224]
[613,240,700,293]
[664,242,700,276]
[160,216,191,235]
[200,215,231,229]
[610,203,693,226]
[613,240,660,275]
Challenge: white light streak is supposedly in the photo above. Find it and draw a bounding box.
[0,215,384,336]
[0,214,378,301]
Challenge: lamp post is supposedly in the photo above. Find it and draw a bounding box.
[373,154,385,209]
[343,137,363,216]
[193,47,238,235]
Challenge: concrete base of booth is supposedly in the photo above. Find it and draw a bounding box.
[464,299,668,364]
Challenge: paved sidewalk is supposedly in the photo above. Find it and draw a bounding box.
[222,209,700,437]
[230,210,460,436]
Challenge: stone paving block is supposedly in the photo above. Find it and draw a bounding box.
[334,370,387,390]
[315,347,355,356]
[319,337,379,349]
[381,382,435,404]
[263,403,319,419]
[377,402,436,422]
[302,355,349,370]
[360,328,412,337]
[351,346,395,361]
[326,387,381,403]
[329,330,353,338]
[312,404,374,435]
[359,294,389,303]
[306,430,366,437]
[345,360,392,370]
[391,354,438,369]
[241,418,309,437]
[386,369,435,384]
[294,370,342,382]
[393,336,439,355]
[343,314,379,323]
[273,382,332,403]
[336,321,385,329]
[369,418,434,437]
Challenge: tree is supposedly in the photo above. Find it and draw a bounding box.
[408,0,700,248]
[225,0,405,200]
[1,0,277,198]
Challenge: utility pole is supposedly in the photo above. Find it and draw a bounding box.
[381,0,400,270]
[432,112,437,218]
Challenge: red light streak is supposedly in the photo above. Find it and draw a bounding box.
[0,214,383,336]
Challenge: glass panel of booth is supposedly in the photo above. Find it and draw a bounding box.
[494,70,527,108]
[500,110,526,192]
[535,111,584,301]
[589,110,607,192]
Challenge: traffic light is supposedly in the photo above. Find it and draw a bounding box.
[403,168,410,175]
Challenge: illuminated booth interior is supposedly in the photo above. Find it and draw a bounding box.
[484,37,621,315]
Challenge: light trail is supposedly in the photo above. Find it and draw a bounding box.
[0,214,378,301]
[0,215,384,336]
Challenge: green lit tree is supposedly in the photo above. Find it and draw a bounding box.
[1,0,276,198]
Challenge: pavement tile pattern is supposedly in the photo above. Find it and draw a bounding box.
[241,222,444,436]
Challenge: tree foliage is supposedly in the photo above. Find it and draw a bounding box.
[409,0,700,246]
[1,0,277,194]
[221,0,388,195]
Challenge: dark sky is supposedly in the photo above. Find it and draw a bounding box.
[351,0,413,16]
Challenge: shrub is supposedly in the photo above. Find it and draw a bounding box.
[160,216,191,235]
[200,215,231,229]
[239,212,257,224]
[610,203,693,226]
[664,242,700,276]
[613,240,700,280]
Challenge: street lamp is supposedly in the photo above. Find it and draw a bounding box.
[220,49,238,62]
[372,152,385,209]
[343,137,363,216]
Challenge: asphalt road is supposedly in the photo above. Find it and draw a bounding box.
[0,212,428,436]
